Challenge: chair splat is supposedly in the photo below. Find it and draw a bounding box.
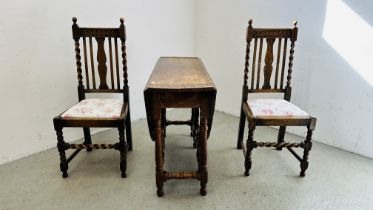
[96,37,109,89]
[263,38,275,89]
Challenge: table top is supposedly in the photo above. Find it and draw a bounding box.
[145,57,215,92]
[144,57,216,141]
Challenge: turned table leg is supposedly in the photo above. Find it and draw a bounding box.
[198,118,208,196]
[153,100,164,197]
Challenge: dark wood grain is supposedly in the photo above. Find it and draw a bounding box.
[144,57,216,197]
[145,57,214,91]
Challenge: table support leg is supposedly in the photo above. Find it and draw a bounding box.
[153,99,165,197]
[199,118,208,196]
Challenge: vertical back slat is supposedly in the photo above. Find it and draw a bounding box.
[251,38,258,90]
[82,37,90,89]
[280,38,288,89]
[96,37,108,89]
[89,37,96,89]
[262,38,275,89]
[108,38,115,89]
[274,38,282,89]
[256,38,263,89]
[114,38,120,89]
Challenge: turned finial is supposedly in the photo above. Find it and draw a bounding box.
[120,18,125,24]
[293,20,298,27]
[248,19,253,27]
[72,17,77,24]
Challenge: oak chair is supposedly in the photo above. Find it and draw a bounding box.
[53,17,132,178]
[236,20,317,177]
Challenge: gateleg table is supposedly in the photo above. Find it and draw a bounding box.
[144,57,216,196]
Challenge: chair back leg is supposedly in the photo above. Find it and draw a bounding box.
[83,127,92,152]
[237,105,246,149]
[125,110,133,151]
[276,126,286,150]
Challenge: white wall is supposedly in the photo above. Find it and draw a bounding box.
[2,0,372,165]
[0,0,194,164]
[194,0,373,158]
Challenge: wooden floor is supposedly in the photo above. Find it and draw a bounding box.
[0,110,372,209]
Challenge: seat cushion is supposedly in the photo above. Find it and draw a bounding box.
[247,99,309,118]
[61,98,124,119]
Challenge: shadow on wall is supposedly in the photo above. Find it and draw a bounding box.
[194,0,373,158]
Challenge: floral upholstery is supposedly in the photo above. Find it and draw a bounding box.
[247,99,309,118]
[61,98,124,119]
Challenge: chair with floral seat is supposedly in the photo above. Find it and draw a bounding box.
[53,17,132,178]
[236,20,317,177]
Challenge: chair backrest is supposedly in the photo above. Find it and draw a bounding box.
[72,17,128,101]
[242,19,298,101]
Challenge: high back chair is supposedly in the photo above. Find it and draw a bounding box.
[53,17,132,178]
[236,20,317,177]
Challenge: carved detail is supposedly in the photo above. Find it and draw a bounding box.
[252,30,292,38]
[300,127,313,177]
[74,42,83,87]
[286,41,295,89]
[119,19,128,89]
[71,18,129,92]
[243,20,253,87]
[118,127,127,178]
[96,37,109,89]
[72,17,84,92]
[70,143,119,150]
[78,28,120,38]
[56,129,68,178]
[286,23,298,92]
[262,38,275,89]
[255,141,300,148]
[244,125,255,176]
[121,40,128,87]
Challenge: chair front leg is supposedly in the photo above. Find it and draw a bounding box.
[118,126,127,178]
[300,121,315,177]
[244,123,256,176]
[56,128,69,178]
[83,127,92,152]
[237,105,246,149]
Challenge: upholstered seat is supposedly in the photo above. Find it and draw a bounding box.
[61,98,125,119]
[246,99,309,118]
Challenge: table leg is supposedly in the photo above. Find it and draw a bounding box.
[197,117,208,195]
[192,108,199,148]
[153,101,164,197]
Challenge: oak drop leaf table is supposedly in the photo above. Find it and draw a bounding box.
[144,57,216,197]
